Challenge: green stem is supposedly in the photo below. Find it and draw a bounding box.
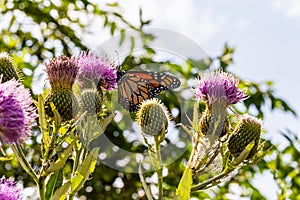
[11,144,38,183]
[138,162,154,200]
[39,122,60,199]
[68,142,82,200]
[11,144,47,199]
[154,135,163,200]
[157,166,163,200]
[38,176,46,200]
[44,124,59,160]
[191,166,233,191]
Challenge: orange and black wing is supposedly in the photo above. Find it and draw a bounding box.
[117,70,180,112]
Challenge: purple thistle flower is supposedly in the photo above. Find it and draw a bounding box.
[194,70,247,106]
[46,55,79,89]
[76,51,117,90]
[0,79,37,145]
[0,176,22,200]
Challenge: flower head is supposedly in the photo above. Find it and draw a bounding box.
[0,79,37,145]
[76,51,117,90]
[194,70,247,106]
[0,176,21,200]
[46,55,79,89]
[136,98,171,136]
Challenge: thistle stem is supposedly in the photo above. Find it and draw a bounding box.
[154,135,163,200]
[68,141,82,200]
[38,176,46,200]
[12,144,45,199]
[191,166,233,191]
[38,121,60,199]
[11,144,38,183]
[138,162,154,200]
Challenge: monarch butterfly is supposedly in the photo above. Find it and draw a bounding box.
[117,69,181,112]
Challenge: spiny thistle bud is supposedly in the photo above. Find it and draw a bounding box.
[44,88,79,121]
[80,89,102,115]
[228,114,262,159]
[0,52,20,82]
[198,99,229,138]
[136,98,170,136]
[44,56,79,121]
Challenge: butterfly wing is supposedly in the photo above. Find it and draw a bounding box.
[117,70,180,112]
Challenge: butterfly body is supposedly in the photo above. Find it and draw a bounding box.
[117,70,180,112]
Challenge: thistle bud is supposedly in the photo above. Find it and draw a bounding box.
[44,56,79,121]
[44,88,79,121]
[0,52,20,82]
[198,99,229,138]
[80,89,102,115]
[228,114,262,159]
[136,98,170,136]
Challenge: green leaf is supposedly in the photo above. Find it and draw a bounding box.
[218,43,235,70]
[193,102,199,131]
[89,114,114,143]
[110,22,116,35]
[119,29,126,45]
[38,95,50,156]
[175,166,192,200]
[234,140,255,165]
[44,141,75,176]
[46,169,63,199]
[70,148,99,194]
[186,58,211,71]
[49,101,62,127]
[106,2,119,7]
[0,157,12,161]
[50,181,71,200]
[130,36,135,53]
[80,114,114,145]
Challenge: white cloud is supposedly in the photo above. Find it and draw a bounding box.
[272,0,300,19]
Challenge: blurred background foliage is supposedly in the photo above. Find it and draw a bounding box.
[0,0,299,199]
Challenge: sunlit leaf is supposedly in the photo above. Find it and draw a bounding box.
[46,169,63,199]
[70,148,99,194]
[38,95,50,156]
[0,157,12,161]
[44,141,75,175]
[175,166,192,200]
[50,181,71,200]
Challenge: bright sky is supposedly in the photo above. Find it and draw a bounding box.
[84,1,299,199]
[92,0,300,142]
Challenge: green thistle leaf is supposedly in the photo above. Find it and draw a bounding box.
[175,166,192,200]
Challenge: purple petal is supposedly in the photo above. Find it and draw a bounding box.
[0,79,37,145]
[76,51,117,90]
[194,70,247,105]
